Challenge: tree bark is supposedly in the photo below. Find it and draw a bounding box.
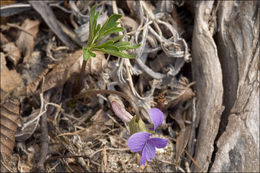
[191,1,224,172]
[210,1,259,172]
[189,1,259,172]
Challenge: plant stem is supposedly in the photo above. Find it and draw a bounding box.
[72,59,87,96]
[74,89,140,119]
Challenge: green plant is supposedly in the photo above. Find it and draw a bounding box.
[83,5,140,60]
[74,5,140,95]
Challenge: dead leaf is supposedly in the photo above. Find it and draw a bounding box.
[109,136,118,148]
[2,42,21,66]
[0,0,17,7]
[40,50,82,92]
[175,126,191,162]
[171,5,185,34]
[16,19,40,63]
[162,76,195,110]
[29,1,77,49]
[85,51,107,75]
[90,109,110,126]
[0,52,23,93]
[0,32,9,45]
[126,0,136,16]
[171,108,192,162]
[42,50,106,92]
[0,1,17,24]
[149,52,176,72]
[15,50,106,98]
[15,109,40,141]
[17,156,33,173]
[121,16,139,32]
[79,109,111,142]
[0,99,20,162]
[15,51,55,97]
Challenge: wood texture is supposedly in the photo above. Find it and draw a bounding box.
[190,1,224,171]
[210,1,259,172]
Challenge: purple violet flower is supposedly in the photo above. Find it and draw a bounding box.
[128,108,168,165]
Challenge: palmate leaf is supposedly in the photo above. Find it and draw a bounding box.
[98,14,122,36]
[85,5,140,61]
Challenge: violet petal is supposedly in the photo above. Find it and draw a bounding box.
[149,108,164,130]
[140,140,156,165]
[128,132,151,152]
[149,137,168,148]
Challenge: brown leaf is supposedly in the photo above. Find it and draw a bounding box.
[0,0,17,7]
[85,51,107,75]
[171,5,185,34]
[15,109,40,141]
[175,125,191,162]
[29,1,77,49]
[172,109,192,162]
[42,50,106,92]
[16,50,106,97]
[90,109,110,126]
[12,50,106,100]
[149,52,176,72]
[126,0,136,16]
[121,16,139,32]
[2,42,21,66]
[0,52,23,93]
[0,32,9,45]
[161,76,195,110]
[79,109,111,142]
[0,1,17,25]
[0,99,20,162]
[16,51,55,97]
[39,50,81,92]
[16,19,40,63]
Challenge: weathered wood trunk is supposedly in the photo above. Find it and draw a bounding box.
[190,1,259,172]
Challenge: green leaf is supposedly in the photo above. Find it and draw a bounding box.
[83,49,91,61]
[94,23,101,36]
[84,5,139,61]
[110,35,124,43]
[88,5,98,45]
[128,115,147,135]
[83,47,96,61]
[102,45,120,51]
[93,47,136,59]
[128,115,154,135]
[99,14,122,36]
[114,41,130,47]
[94,40,114,49]
[88,49,96,57]
[113,42,141,51]
[96,27,124,44]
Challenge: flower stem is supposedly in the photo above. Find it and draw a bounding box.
[74,89,140,119]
